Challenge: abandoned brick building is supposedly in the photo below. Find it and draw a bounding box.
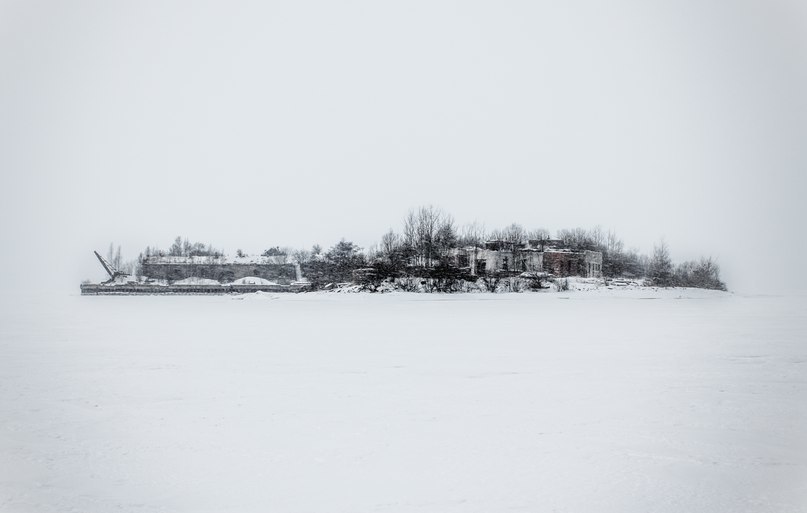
[542,249,603,278]
[451,240,602,278]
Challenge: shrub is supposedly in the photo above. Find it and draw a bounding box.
[555,278,569,292]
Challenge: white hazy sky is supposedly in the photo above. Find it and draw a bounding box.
[1,0,806,293]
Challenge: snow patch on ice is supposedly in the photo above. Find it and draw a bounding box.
[229,276,278,285]
[173,277,221,286]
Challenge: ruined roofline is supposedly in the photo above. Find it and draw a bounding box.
[543,248,602,255]
[479,239,596,253]
[456,244,599,255]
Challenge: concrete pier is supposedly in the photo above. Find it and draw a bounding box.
[80,283,309,295]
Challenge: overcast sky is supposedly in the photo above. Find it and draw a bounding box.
[1,0,806,293]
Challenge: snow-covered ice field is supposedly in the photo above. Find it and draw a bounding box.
[1,290,806,512]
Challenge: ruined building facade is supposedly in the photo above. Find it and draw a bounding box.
[542,249,603,278]
[450,240,602,278]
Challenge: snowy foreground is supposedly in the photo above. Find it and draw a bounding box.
[1,289,806,513]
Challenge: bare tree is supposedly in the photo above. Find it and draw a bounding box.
[458,222,486,247]
[292,249,312,265]
[415,205,442,267]
[403,210,417,259]
[169,236,183,256]
[401,205,446,267]
[599,230,627,277]
[434,214,457,262]
[378,229,406,269]
[606,230,624,254]
[590,225,605,249]
[106,243,123,270]
[527,228,550,243]
[648,240,673,286]
[380,229,400,260]
[278,247,294,264]
[674,256,726,290]
[499,223,526,244]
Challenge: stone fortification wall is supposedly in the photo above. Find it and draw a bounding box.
[140,263,297,284]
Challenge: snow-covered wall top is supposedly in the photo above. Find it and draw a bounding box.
[142,255,288,265]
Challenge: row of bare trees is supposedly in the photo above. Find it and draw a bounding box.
[106,242,141,277]
[647,241,725,290]
[372,207,553,270]
[141,237,223,259]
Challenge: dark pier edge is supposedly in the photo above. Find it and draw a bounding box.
[80,283,309,295]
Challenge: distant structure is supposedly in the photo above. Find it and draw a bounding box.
[543,249,603,278]
[139,255,298,285]
[81,252,307,295]
[451,239,602,278]
[93,250,127,281]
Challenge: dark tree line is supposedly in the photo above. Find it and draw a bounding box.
[647,241,725,290]
[142,236,222,259]
[300,240,367,288]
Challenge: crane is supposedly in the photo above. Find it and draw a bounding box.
[93,250,126,282]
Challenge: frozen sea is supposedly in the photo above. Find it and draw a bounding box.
[1,289,805,512]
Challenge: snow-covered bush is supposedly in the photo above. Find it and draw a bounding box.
[673,257,727,291]
[554,278,570,292]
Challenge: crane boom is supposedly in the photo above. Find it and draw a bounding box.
[93,250,118,279]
